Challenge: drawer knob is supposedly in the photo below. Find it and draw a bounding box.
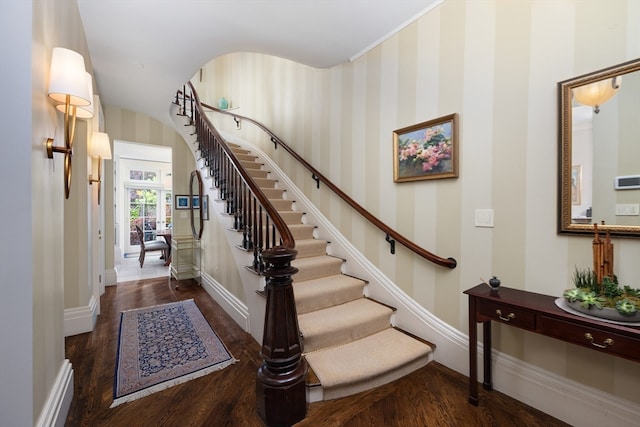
[495,309,515,322]
[584,333,614,349]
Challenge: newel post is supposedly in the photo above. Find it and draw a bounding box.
[256,246,308,426]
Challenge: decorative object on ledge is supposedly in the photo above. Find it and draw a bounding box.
[47,47,93,199]
[218,97,229,109]
[559,225,640,323]
[592,222,614,284]
[489,276,501,292]
[393,113,458,183]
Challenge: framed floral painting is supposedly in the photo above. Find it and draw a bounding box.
[393,113,458,182]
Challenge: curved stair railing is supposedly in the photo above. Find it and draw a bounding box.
[176,81,458,426]
[175,85,307,427]
[199,98,457,270]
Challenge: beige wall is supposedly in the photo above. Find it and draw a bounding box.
[195,0,640,404]
[4,0,97,423]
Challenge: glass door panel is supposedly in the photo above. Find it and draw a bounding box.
[126,188,160,253]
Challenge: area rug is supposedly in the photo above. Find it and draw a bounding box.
[111,299,237,407]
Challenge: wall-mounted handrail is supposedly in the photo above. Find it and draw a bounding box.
[201,102,457,269]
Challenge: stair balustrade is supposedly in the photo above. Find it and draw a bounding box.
[175,85,308,427]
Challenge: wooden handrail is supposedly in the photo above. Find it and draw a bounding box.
[186,85,295,250]
[201,102,458,269]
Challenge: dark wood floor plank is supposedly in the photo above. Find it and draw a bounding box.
[64,277,569,427]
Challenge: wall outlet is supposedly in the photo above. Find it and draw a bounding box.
[475,209,494,227]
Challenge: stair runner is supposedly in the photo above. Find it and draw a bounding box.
[231,144,434,401]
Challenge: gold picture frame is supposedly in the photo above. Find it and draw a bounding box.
[393,113,458,183]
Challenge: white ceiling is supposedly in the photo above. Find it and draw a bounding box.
[77,0,442,126]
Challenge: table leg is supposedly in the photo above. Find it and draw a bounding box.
[468,296,478,405]
[482,321,493,391]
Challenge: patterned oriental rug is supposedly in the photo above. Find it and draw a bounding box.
[111,299,237,407]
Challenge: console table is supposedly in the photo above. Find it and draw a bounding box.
[464,284,640,405]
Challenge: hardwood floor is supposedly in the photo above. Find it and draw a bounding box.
[64,277,569,427]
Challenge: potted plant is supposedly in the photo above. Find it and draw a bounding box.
[563,267,640,321]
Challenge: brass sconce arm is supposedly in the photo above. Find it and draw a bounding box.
[88,156,103,204]
[88,132,112,205]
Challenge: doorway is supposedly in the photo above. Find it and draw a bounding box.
[114,141,172,282]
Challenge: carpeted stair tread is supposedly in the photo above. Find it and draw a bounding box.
[298,299,392,352]
[263,210,304,225]
[229,144,247,152]
[288,224,316,240]
[260,187,286,199]
[234,153,259,162]
[295,238,329,259]
[268,198,294,211]
[247,168,269,179]
[240,160,263,170]
[292,256,343,282]
[304,328,433,400]
[259,224,315,241]
[294,275,365,314]
[254,177,278,188]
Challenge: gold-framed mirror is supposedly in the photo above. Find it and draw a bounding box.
[189,170,204,240]
[558,58,640,237]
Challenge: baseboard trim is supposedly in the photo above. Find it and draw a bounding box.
[105,268,117,286]
[64,295,98,337]
[492,350,640,426]
[35,359,73,427]
[200,271,250,333]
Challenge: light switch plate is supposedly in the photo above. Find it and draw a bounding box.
[475,209,494,227]
[615,203,640,216]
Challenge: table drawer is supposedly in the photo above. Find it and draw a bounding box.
[539,316,640,359]
[477,300,536,329]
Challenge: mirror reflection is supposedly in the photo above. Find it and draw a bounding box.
[190,170,204,240]
[558,58,640,237]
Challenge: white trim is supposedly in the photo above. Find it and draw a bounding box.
[64,295,98,337]
[200,271,251,333]
[35,359,73,427]
[492,350,640,427]
[105,268,117,286]
[349,0,445,63]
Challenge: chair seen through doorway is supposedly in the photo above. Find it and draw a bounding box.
[135,225,169,268]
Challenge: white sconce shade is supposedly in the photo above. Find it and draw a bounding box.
[57,72,94,119]
[89,132,112,159]
[48,47,91,106]
[573,76,621,113]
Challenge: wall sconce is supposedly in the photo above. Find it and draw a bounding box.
[573,76,621,114]
[88,132,112,204]
[47,47,92,199]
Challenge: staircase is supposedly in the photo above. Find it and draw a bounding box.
[229,143,434,401]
